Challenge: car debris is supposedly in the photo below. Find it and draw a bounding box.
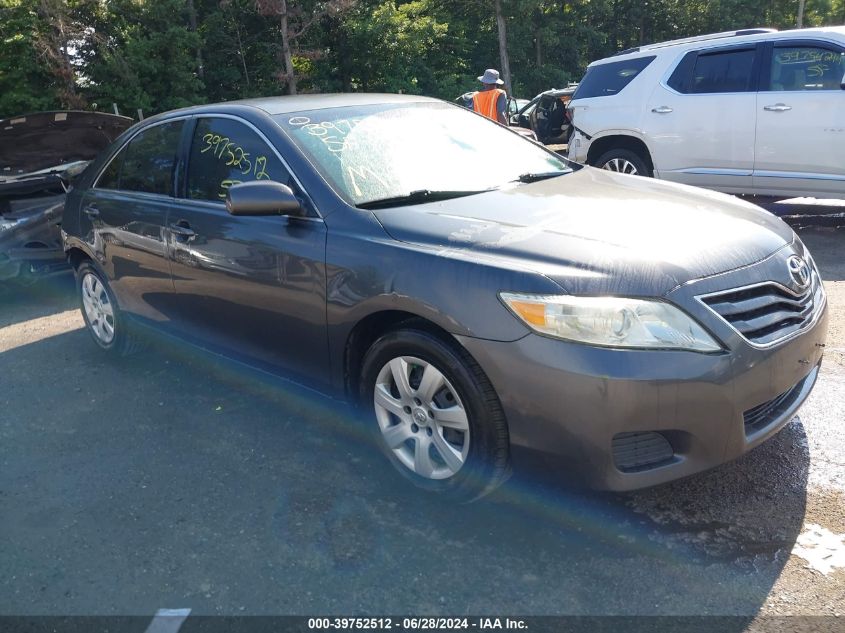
[0,111,132,284]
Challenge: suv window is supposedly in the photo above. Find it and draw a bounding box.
[768,45,845,91]
[689,48,756,93]
[573,56,656,98]
[98,121,183,195]
[187,117,293,203]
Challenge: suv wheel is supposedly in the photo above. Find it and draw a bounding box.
[594,148,652,177]
[359,327,510,501]
[76,261,144,355]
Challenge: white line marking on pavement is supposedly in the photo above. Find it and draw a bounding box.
[144,608,192,633]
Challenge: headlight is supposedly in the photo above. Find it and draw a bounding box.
[500,292,722,352]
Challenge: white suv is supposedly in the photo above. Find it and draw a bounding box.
[567,27,845,198]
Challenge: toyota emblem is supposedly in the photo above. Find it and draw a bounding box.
[787,255,811,289]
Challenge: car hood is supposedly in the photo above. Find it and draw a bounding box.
[371,167,795,296]
[0,111,133,177]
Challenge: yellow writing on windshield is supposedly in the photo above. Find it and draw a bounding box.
[345,165,390,198]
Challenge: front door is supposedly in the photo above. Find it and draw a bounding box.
[165,116,329,385]
[754,41,845,197]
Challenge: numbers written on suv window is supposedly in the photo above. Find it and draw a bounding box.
[769,46,845,91]
[97,120,184,195]
[187,118,293,203]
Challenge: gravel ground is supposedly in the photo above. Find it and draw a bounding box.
[0,226,843,622]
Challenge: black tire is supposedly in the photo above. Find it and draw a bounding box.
[593,148,652,177]
[359,326,510,502]
[75,261,145,355]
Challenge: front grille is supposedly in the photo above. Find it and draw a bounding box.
[700,272,822,346]
[743,369,814,436]
[612,431,674,473]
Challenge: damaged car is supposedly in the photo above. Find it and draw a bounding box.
[510,85,578,145]
[0,111,132,283]
[63,95,827,501]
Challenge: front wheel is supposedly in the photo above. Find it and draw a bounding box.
[359,327,510,501]
[594,148,652,177]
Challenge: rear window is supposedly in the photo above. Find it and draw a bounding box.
[573,56,656,99]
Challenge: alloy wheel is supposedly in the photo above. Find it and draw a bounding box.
[601,157,639,175]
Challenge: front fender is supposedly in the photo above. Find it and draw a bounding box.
[324,230,564,390]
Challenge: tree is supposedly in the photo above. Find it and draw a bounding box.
[494,0,512,93]
[255,0,355,94]
[0,0,58,116]
[82,0,205,115]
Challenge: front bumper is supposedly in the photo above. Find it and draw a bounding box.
[457,246,829,491]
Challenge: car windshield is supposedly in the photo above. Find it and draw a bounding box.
[275,101,570,207]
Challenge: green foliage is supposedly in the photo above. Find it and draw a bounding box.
[2,0,844,119]
[81,0,205,115]
[317,0,457,94]
[0,0,59,116]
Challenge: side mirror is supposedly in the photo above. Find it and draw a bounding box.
[841,71,845,89]
[225,180,303,217]
[509,113,519,126]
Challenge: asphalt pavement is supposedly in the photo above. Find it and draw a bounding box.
[1,226,843,624]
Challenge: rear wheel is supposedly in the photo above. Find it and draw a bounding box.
[359,327,510,501]
[76,261,144,355]
[594,148,651,177]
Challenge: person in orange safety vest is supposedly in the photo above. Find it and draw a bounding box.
[472,69,508,125]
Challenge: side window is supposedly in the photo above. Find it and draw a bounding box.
[768,45,845,91]
[572,56,656,99]
[667,51,697,93]
[101,121,182,195]
[689,49,756,94]
[187,118,295,203]
[96,151,124,190]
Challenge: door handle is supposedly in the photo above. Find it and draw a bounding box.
[651,106,673,114]
[83,206,100,218]
[763,103,792,112]
[169,222,196,239]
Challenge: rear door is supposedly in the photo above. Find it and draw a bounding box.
[165,115,329,384]
[753,39,845,196]
[644,45,761,192]
[80,119,185,322]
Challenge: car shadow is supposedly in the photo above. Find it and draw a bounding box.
[798,226,845,282]
[0,272,76,328]
[0,328,809,623]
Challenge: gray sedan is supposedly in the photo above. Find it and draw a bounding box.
[61,94,828,500]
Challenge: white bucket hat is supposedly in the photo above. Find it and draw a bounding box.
[478,69,504,85]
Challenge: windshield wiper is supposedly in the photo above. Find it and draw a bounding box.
[356,189,490,210]
[513,170,569,183]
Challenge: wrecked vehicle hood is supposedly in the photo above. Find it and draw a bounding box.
[0,111,133,178]
[0,111,132,281]
[372,167,795,297]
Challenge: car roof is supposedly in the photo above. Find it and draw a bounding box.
[163,93,442,118]
[590,25,845,66]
